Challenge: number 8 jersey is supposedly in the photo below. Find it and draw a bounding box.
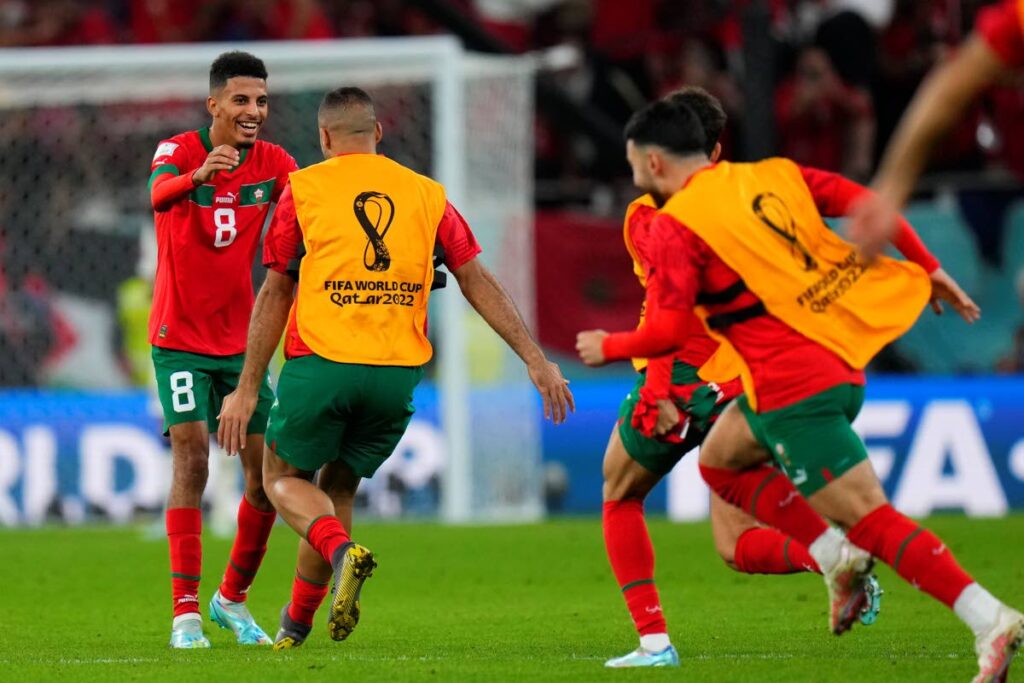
[148,127,298,355]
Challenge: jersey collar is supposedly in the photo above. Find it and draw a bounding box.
[198,127,249,168]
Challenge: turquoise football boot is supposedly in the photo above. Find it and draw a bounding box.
[209,590,272,645]
[605,645,680,668]
[169,616,211,649]
[859,574,883,626]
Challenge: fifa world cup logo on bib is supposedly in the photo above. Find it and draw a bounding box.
[354,191,395,272]
[752,192,818,272]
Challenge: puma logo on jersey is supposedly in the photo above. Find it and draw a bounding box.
[216,192,238,205]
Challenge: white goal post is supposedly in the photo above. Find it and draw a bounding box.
[0,36,541,523]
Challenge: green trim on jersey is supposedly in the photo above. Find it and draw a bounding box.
[148,164,179,190]
[189,178,276,207]
[239,179,276,206]
[199,126,213,152]
[198,126,249,166]
[189,184,216,207]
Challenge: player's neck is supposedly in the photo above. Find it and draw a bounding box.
[327,144,376,157]
[208,125,238,149]
[661,157,711,197]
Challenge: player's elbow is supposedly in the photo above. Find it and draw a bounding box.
[150,192,174,213]
[451,258,490,301]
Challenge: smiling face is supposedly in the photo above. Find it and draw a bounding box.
[207,76,268,149]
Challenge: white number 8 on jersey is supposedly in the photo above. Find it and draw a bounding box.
[213,207,237,247]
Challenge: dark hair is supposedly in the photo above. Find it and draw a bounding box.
[209,51,267,91]
[623,99,707,157]
[664,86,725,157]
[319,86,375,118]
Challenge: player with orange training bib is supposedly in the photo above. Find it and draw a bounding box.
[217,87,574,649]
[148,51,298,649]
[578,99,1021,681]
[597,87,956,668]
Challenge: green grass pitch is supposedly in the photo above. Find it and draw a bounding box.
[3,515,1023,681]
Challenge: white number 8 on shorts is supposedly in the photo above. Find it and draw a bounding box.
[170,370,196,413]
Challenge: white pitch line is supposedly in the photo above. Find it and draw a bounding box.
[56,658,160,665]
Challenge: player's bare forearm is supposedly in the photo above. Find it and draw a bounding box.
[217,270,294,454]
[874,36,1006,206]
[452,258,574,423]
[452,258,544,366]
[237,270,295,393]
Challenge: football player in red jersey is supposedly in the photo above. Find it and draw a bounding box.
[147,51,298,649]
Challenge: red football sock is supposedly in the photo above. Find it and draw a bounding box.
[847,504,974,608]
[306,515,351,565]
[167,507,202,617]
[287,571,331,626]
[218,496,277,602]
[700,464,829,548]
[603,500,667,636]
[734,527,820,574]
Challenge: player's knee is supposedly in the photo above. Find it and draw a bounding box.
[714,539,740,570]
[602,470,629,502]
[172,451,209,492]
[244,482,273,512]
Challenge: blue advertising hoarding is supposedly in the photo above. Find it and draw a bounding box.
[0,377,1022,525]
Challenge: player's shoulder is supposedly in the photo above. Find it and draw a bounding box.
[152,130,201,165]
[156,129,202,151]
[251,139,299,172]
[380,155,444,190]
[975,0,1024,67]
[625,194,658,231]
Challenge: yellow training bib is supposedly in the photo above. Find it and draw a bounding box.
[289,154,447,366]
[661,158,931,371]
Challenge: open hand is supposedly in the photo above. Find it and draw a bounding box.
[527,359,575,424]
[929,267,981,323]
[216,388,258,456]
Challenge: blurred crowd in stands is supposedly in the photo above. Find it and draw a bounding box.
[0,0,1022,383]
[1,1,1018,197]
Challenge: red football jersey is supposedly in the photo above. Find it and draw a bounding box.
[148,128,298,355]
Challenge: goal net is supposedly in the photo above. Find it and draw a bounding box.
[0,37,540,524]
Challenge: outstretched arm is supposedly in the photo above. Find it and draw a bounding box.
[801,165,979,322]
[578,214,702,365]
[217,269,294,455]
[451,257,574,424]
[851,35,1008,257]
[873,36,1006,210]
